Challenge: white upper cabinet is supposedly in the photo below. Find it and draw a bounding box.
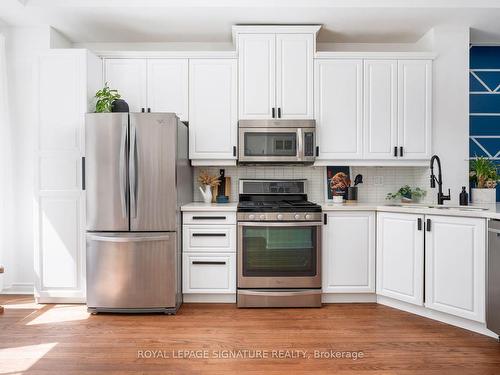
[315,56,432,164]
[276,34,314,119]
[315,59,363,159]
[104,59,147,112]
[363,59,432,160]
[323,211,375,293]
[147,59,188,121]
[377,212,425,306]
[189,59,238,163]
[238,34,276,119]
[425,215,486,322]
[398,60,432,159]
[105,58,188,119]
[238,31,315,120]
[363,60,398,159]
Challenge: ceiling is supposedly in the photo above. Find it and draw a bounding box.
[2,0,500,44]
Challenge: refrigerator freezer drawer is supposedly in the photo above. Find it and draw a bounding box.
[86,232,178,312]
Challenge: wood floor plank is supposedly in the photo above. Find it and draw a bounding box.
[0,295,499,374]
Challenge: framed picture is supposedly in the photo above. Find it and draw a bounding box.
[324,166,352,201]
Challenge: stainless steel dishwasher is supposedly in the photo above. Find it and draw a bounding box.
[487,219,500,338]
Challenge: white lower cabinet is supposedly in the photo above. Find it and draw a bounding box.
[323,211,375,293]
[376,212,425,306]
[424,215,486,322]
[377,212,487,324]
[182,211,236,299]
[183,253,236,294]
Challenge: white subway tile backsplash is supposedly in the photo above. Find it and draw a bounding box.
[193,166,432,204]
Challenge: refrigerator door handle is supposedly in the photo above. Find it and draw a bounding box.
[87,234,171,242]
[119,123,128,218]
[130,124,138,219]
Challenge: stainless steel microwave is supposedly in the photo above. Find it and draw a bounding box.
[238,120,316,163]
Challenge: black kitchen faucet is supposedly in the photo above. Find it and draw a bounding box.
[430,155,451,205]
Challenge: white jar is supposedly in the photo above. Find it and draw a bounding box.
[471,188,497,204]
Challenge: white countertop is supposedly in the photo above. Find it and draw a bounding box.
[181,201,500,219]
[181,202,238,212]
[321,202,500,220]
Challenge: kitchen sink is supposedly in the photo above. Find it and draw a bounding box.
[434,206,489,211]
[385,204,489,211]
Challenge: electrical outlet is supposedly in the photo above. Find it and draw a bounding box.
[374,176,384,186]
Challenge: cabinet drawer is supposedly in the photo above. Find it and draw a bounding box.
[183,212,236,225]
[183,253,236,294]
[183,225,236,253]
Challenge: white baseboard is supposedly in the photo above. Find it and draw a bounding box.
[322,293,377,303]
[35,297,85,304]
[0,283,34,295]
[183,294,236,303]
[377,295,499,339]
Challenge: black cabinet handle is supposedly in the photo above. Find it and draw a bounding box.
[418,218,422,231]
[394,146,398,157]
[278,107,281,118]
[315,146,319,157]
[192,216,226,220]
[272,107,275,118]
[81,157,86,190]
[147,107,151,113]
[323,213,328,225]
[400,146,404,157]
[141,108,145,113]
[233,146,237,157]
[192,261,226,265]
[426,219,431,232]
[192,233,226,237]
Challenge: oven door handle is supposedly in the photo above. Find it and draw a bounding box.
[238,289,321,297]
[238,221,323,227]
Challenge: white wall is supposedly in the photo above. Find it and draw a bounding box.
[1,26,52,293]
[429,25,470,202]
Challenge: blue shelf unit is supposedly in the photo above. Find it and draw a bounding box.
[470,45,500,202]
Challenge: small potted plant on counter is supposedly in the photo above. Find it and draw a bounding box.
[470,156,499,203]
[386,185,427,203]
[198,170,220,203]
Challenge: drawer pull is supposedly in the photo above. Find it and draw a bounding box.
[192,216,227,220]
[192,261,227,265]
[192,233,226,237]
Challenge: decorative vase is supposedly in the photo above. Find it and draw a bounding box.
[471,188,496,204]
[111,99,129,112]
[199,185,213,203]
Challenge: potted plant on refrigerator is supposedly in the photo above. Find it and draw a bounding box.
[469,156,499,203]
[94,83,127,113]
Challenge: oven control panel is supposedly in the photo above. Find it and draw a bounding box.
[237,212,323,222]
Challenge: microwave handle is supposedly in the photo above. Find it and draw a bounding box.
[297,128,304,161]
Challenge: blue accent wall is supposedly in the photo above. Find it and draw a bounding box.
[469,46,500,201]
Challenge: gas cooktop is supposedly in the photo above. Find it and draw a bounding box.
[237,200,321,213]
[237,179,322,222]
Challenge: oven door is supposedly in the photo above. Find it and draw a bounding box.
[239,128,301,163]
[238,221,322,288]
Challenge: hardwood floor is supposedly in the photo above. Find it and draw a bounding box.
[0,295,499,375]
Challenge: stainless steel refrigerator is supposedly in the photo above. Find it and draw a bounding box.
[84,112,192,314]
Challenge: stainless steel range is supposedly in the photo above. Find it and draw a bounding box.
[237,179,322,308]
